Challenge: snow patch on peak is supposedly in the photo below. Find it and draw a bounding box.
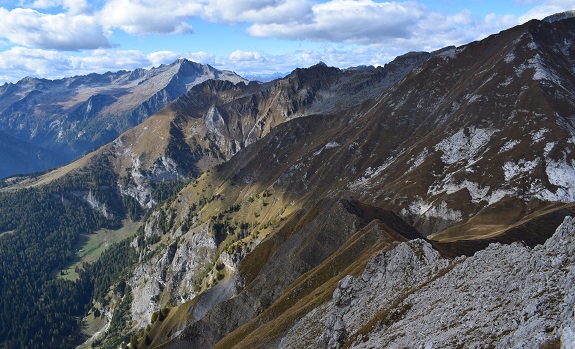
[543,10,575,23]
[407,149,429,173]
[408,198,462,222]
[500,139,520,153]
[525,54,563,84]
[314,141,341,156]
[544,142,557,157]
[428,176,513,205]
[531,128,549,142]
[544,158,575,201]
[530,55,550,81]
[437,47,457,60]
[435,127,497,165]
[502,158,540,181]
[348,156,398,190]
[325,141,340,149]
[504,52,515,63]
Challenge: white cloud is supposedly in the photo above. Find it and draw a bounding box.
[242,0,507,50]
[97,0,312,35]
[0,44,392,85]
[98,0,201,34]
[449,9,474,25]
[186,51,217,65]
[244,0,574,49]
[228,50,265,62]
[247,1,426,44]
[0,46,219,84]
[146,51,183,67]
[214,45,396,77]
[1,0,575,84]
[24,0,92,14]
[0,7,111,50]
[68,49,152,71]
[0,46,141,83]
[0,46,72,81]
[204,0,311,24]
[146,50,216,67]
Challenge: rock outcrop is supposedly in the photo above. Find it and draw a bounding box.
[129,222,217,327]
[278,216,575,349]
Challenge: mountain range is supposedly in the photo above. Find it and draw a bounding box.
[1,11,575,349]
[0,59,246,178]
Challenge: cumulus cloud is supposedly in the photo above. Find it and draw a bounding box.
[0,47,216,83]
[212,46,396,78]
[247,1,426,44]
[98,0,201,34]
[204,0,312,24]
[228,50,265,62]
[2,0,574,53]
[1,0,575,84]
[146,51,183,67]
[91,0,575,48]
[244,0,573,49]
[0,46,73,81]
[68,49,152,71]
[96,0,313,35]
[242,0,494,49]
[0,7,111,50]
[186,51,217,65]
[23,0,92,15]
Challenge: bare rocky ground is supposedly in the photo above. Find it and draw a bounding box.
[279,216,575,349]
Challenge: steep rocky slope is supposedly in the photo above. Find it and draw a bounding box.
[188,16,575,238]
[277,215,575,349]
[124,16,575,349]
[0,59,245,177]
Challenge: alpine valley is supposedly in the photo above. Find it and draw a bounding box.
[1,12,575,349]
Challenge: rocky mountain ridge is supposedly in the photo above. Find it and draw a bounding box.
[122,16,575,349]
[0,59,246,178]
[5,48,442,208]
[280,215,575,349]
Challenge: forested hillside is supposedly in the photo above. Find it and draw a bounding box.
[0,156,149,347]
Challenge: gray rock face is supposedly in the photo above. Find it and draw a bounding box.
[129,222,217,328]
[325,240,449,348]
[279,216,575,349]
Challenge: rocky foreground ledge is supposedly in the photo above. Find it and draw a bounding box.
[279,217,575,349]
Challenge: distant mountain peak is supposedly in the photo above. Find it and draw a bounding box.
[287,61,341,83]
[0,59,247,178]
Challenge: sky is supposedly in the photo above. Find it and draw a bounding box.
[0,0,573,83]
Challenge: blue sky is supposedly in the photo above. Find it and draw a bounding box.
[0,0,573,83]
